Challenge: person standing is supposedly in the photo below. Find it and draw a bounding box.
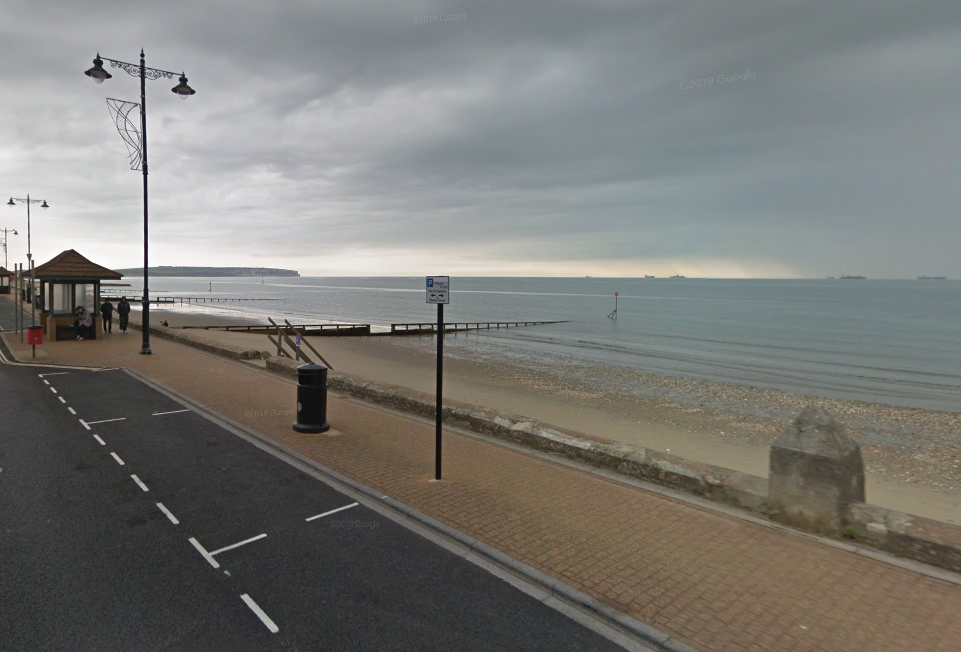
[101,298,115,334]
[117,296,131,334]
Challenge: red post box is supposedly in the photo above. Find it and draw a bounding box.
[27,325,44,346]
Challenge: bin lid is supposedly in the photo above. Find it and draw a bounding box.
[297,363,328,374]
[28,325,44,330]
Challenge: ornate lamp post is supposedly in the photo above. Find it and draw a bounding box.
[0,226,18,269]
[7,195,49,328]
[84,50,195,355]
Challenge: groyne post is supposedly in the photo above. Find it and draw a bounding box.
[768,406,865,536]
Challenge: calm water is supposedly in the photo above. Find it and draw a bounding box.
[117,277,961,412]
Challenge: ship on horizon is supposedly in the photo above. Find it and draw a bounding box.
[839,275,867,280]
[917,276,947,280]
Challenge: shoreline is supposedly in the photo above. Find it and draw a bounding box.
[128,306,961,524]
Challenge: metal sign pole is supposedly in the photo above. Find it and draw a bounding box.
[426,275,450,482]
[435,302,444,480]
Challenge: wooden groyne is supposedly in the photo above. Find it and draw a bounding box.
[182,323,371,336]
[390,320,565,334]
[172,320,565,337]
[100,296,280,305]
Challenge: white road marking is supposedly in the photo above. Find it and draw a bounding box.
[58,396,66,404]
[305,502,358,522]
[93,435,106,446]
[152,409,190,416]
[210,533,267,557]
[39,372,69,377]
[43,379,49,385]
[79,419,90,430]
[131,474,149,492]
[68,407,76,414]
[86,417,126,425]
[189,537,220,569]
[240,594,279,634]
[49,387,57,394]
[157,503,179,524]
[93,368,120,372]
[110,452,125,466]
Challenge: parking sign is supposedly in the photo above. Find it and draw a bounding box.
[426,276,449,304]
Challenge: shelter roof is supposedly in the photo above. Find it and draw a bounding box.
[33,250,123,280]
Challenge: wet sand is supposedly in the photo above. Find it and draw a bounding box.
[129,307,961,524]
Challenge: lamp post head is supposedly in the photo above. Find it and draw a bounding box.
[6,198,14,207]
[84,54,112,84]
[171,73,196,99]
[40,200,49,209]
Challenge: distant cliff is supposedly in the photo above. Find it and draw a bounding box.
[113,266,300,277]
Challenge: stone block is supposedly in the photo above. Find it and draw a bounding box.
[768,406,865,535]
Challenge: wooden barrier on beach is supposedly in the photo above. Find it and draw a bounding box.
[181,323,371,336]
[100,296,280,305]
[390,320,565,334]
[176,321,563,336]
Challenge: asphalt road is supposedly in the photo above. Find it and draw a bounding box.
[0,359,630,651]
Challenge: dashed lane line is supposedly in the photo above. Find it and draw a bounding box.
[43,379,49,385]
[240,594,279,634]
[58,396,66,404]
[305,502,358,522]
[131,474,149,492]
[68,407,76,415]
[49,387,57,394]
[79,419,90,430]
[93,435,106,446]
[157,503,179,525]
[110,452,125,466]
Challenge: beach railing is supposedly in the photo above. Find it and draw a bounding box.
[390,320,565,334]
[262,317,335,368]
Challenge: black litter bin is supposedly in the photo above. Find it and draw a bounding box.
[293,363,331,433]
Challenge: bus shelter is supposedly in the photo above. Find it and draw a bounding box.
[33,249,123,341]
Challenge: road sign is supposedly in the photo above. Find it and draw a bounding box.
[426,276,449,304]
[296,333,301,347]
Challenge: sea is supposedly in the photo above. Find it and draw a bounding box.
[113,277,961,413]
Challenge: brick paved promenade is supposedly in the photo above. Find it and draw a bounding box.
[5,323,961,651]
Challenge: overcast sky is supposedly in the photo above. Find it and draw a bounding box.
[1,0,959,278]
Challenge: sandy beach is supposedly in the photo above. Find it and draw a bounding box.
[128,306,961,524]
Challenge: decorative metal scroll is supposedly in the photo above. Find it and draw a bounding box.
[106,98,143,171]
[108,59,175,80]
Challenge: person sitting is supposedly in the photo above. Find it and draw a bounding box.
[74,306,94,341]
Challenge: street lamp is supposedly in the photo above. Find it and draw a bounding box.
[0,226,18,269]
[84,50,196,355]
[7,196,49,329]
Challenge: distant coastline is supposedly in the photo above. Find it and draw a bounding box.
[113,266,300,278]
